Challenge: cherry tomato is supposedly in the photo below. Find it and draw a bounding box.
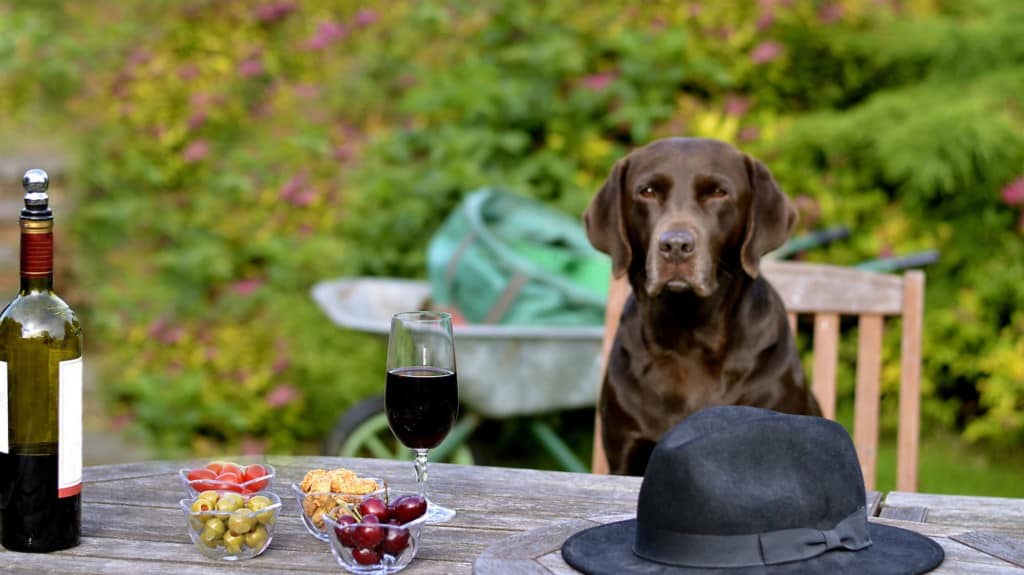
[219,463,243,477]
[205,461,227,475]
[216,471,243,485]
[242,464,269,490]
[187,467,217,492]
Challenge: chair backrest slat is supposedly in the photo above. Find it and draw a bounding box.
[854,314,884,491]
[762,261,903,315]
[812,313,840,420]
[897,271,925,492]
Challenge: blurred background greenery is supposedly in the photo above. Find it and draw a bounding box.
[1,0,1023,494]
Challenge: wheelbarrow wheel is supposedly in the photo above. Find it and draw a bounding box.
[322,395,476,465]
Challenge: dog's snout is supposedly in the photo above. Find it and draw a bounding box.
[658,230,696,260]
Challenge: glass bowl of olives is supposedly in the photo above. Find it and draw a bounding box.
[291,480,386,541]
[180,490,282,561]
[180,461,276,496]
[323,492,429,574]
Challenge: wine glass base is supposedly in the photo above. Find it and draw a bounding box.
[425,499,456,523]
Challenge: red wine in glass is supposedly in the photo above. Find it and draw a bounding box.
[384,311,458,523]
[385,367,458,449]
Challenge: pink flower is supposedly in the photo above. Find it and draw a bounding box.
[238,55,265,78]
[1000,176,1024,206]
[240,437,268,455]
[254,1,296,23]
[354,9,378,27]
[293,83,320,99]
[579,72,617,92]
[187,111,206,131]
[279,172,307,201]
[159,325,186,341]
[751,40,784,64]
[230,277,264,296]
[818,3,844,24]
[272,355,290,375]
[724,94,752,118]
[303,20,347,50]
[739,126,761,142]
[178,64,200,81]
[182,139,210,163]
[265,384,300,408]
[757,10,775,31]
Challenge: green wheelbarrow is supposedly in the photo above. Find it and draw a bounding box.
[311,276,603,472]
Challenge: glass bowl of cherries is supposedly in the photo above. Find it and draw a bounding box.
[323,492,428,574]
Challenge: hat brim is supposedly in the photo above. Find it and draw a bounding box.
[562,519,943,575]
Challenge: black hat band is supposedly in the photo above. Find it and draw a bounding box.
[632,507,873,568]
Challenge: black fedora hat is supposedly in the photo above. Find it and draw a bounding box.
[563,406,943,574]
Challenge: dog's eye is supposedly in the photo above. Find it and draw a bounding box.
[638,185,657,199]
[710,187,728,198]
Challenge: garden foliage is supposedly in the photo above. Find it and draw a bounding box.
[1,0,1022,455]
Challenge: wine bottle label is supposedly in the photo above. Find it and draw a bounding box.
[0,363,7,454]
[58,357,83,498]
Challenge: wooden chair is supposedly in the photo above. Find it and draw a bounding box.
[590,260,925,492]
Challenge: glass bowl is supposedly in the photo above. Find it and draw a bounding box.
[290,480,386,541]
[180,490,282,561]
[179,462,276,496]
[323,498,428,574]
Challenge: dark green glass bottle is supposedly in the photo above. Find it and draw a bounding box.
[0,169,83,552]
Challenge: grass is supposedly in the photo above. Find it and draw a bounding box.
[872,430,1024,497]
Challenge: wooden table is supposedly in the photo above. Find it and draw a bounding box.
[1,456,1022,574]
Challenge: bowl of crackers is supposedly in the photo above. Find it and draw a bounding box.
[291,467,385,541]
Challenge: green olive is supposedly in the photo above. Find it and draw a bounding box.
[197,490,220,504]
[228,509,255,534]
[202,517,226,538]
[246,495,272,511]
[222,530,245,554]
[245,524,269,549]
[216,492,245,512]
[191,499,215,514]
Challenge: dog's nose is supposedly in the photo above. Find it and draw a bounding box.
[658,230,696,260]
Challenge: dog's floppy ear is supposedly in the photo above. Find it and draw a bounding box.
[585,157,631,278]
[741,155,797,278]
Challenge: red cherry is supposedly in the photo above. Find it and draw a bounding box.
[351,515,386,549]
[381,526,411,555]
[391,495,427,524]
[352,547,381,565]
[334,515,358,548]
[358,497,390,522]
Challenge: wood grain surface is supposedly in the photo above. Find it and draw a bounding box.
[1,458,1021,574]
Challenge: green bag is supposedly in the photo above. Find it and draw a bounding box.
[427,189,610,326]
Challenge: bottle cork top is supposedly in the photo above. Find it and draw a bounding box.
[21,169,53,220]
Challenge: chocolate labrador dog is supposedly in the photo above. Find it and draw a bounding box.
[586,138,821,475]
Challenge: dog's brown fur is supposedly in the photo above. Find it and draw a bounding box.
[586,138,821,476]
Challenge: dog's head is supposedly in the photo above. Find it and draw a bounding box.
[585,138,796,297]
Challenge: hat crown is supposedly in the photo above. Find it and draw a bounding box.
[637,406,865,536]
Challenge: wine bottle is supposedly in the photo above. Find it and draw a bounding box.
[0,169,83,552]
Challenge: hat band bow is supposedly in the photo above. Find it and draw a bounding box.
[633,506,872,568]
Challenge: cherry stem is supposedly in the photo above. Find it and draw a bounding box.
[413,448,429,499]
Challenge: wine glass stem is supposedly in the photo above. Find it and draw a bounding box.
[413,448,429,499]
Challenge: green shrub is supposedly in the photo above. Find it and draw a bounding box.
[2,0,1022,455]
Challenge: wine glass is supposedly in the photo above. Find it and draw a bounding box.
[385,311,458,523]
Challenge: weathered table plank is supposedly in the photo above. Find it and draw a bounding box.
[3,457,1021,574]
